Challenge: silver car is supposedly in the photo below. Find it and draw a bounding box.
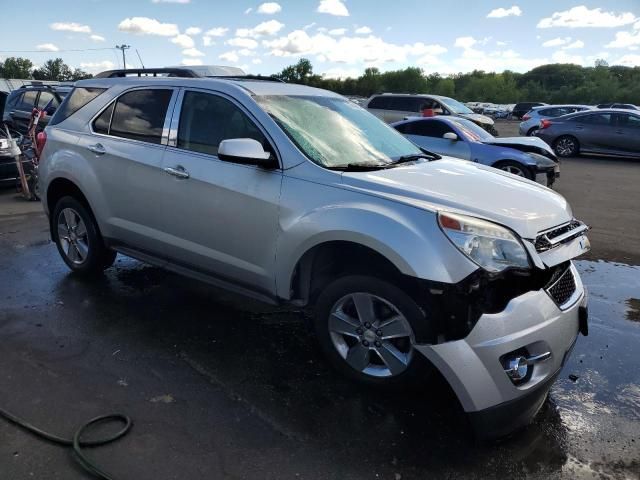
[39,68,590,438]
[519,105,592,137]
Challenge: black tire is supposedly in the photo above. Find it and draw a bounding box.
[553,135,579,158]
[51,196,116,275]
[526,127,539,137]
[486,125,499,136]
[494,160,535,180]
[314,275,435,388]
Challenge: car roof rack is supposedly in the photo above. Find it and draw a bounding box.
[207,75,285,83]
[95,68,201,78]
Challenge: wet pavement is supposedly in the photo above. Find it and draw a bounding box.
[1,187,639,479]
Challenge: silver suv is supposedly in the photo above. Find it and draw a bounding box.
[40,68,590,438]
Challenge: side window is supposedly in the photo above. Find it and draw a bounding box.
[18,91,38,110]
[406,120,453,137]
[617,114,640,129]
[93,102,114,135]
[51,87,106,126]
[582,113,612,126]
[8,92,23,109]
[109,89,173,144]
[538,108,552,116]
[177,91,267,157]
[37,91,56,109]
[367,96,390,110]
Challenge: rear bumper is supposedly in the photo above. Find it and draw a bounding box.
[415,262,587,438]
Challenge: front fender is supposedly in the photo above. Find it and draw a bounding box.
[275,176,478,299]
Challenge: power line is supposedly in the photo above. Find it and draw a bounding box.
[0,47,117,53]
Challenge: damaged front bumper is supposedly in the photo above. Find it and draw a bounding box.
[415,262,588,439]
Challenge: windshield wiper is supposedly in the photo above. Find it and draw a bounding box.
[327,163,390,171]
[390,150,441,165]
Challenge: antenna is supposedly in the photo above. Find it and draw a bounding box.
[135,49,145,69]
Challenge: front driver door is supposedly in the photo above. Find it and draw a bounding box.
[401,119,471,160]
[159,89,282,296]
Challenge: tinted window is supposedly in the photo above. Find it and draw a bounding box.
[617,114,640,129]
[387,96,422,112]
[368,96,391,109]
[93,102,114,135]
[177,91,267,156]
[581,113,613,126]
[538,108,553,116]
[110,89,172,144]
[7,92,23,109]
[50,87,106,126]
[18,90,38,110]
[403,120,454,137]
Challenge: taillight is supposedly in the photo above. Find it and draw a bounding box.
[36,131,47,156]
[540,119,553,129]
[522,114,530,121]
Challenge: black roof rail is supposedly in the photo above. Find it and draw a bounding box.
[95,68,201,78]
[207,74,285,83]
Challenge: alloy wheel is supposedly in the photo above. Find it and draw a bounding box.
[328,293,414,378]
[556,138,576,157]
[501,165,527,177]
[57,208,90,265]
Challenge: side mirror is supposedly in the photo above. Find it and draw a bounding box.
[217,138,274,167]
[443,132,458,141]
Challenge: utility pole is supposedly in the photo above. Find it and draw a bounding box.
[115,44,130,69]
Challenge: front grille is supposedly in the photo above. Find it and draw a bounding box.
[546,267,576,307]
[535,220,585,253]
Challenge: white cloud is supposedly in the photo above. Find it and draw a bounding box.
[182,47,205,57]
[118,17,179,36]
[152,0,190,3]
[355,26,372,34]
[226,37,259,49]
[454,36,477,49]
[447,47,548,74]
[236,20,284,38]
[36,43,59,52]
[181,58,204,66]
[238,48,256,56]
[219,51,240,62]
[542,37,571,47]
[171,34,195,48]
[614,54,640,66]
[322,66,362,79]
[252,58,263,64]
[606,30,640,49]
[185,27,202,35]
[257,2,282,14]
[50,22,92,33]
[205,27,228,37]
[79,60,116,73]
[244,7,253,14]
[317,0,349,17]
[496,41,508,46]
[90,34,105,42]
[487,6,522,18]
[203,36,215,46]
[328,28,347,36]
[551,50,584,64]
[538,6,636,28]
[408,42,447,56]
[563,40,584,50]
[303,22,316,30]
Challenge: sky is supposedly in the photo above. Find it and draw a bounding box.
[1,0,640,78]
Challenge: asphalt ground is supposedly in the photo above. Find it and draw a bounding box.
[0,129,639,479]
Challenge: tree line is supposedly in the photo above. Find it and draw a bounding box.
[275,58,640,105]
[0,57,91,81]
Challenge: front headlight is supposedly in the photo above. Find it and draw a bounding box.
[438,212,530,272]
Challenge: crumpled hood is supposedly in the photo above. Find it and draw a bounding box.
[341,158,572,239]
[458,113,494,126]
[482,136,556,158]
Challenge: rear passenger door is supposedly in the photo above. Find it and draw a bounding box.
[78,87,177,254]
[158,89,282,296]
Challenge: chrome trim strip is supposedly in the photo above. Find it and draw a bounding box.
[547,224,589,245]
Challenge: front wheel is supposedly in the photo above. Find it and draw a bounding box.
[495,160,534,180]
[51,196,116,275]
[314,275,434,387]
[553,135,579,158]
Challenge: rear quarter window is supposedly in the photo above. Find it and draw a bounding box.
[49,87,107,126]
[367,96,391,110]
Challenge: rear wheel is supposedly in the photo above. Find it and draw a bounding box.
[314,275,434,387]
[553,135,579,158]
[495,160,534,180]
[51,196,116,275]
[526,127,539,137]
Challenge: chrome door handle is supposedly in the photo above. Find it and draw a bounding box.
[164,165,190,179]
[87,143,106,155]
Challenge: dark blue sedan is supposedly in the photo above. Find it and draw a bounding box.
[392,117,560,187]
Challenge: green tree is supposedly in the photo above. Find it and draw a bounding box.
[0,57,34,78]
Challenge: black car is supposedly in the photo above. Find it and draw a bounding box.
[2,83,72,134]
[596,103,638,110]
[512,102,546,119]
